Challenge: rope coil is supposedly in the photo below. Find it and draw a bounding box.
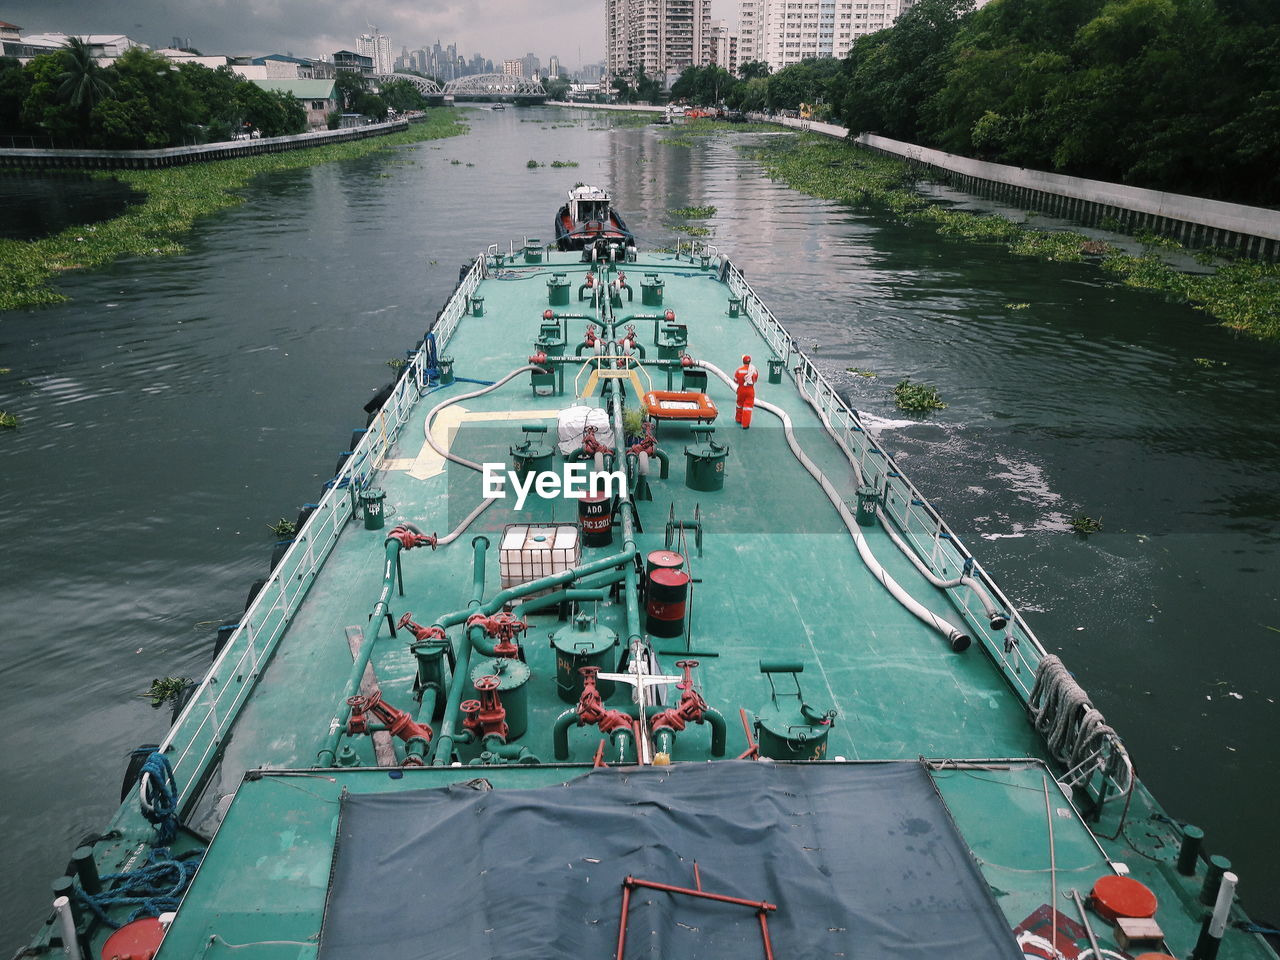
[138,751,179,846]
[75,846,203,929]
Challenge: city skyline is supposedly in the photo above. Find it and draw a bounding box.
[1,0,739,71]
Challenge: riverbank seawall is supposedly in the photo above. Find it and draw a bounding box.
[0,119,410,171]
[759,114,1280,260]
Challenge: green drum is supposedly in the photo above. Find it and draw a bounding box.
[524,240,543,264]
[551,614,619,703]
[469,657,531,739]
[641,275,664,307]
[547,274,570,306]
[684,430,728,492]
[359,488,386,530]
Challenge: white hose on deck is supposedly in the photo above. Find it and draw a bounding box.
[698,360,971,651]
[421,364,546,545]
[793,376,1007,629]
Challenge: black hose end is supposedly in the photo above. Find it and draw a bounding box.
[989,614,1009,631]
[950,632,972,653]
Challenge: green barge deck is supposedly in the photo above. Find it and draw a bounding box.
[26,243,1277,960]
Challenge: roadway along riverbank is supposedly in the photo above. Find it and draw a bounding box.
[750,133,1280,343]
[0,109,467,313]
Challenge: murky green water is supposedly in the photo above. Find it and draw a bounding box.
[1,108,1277,944]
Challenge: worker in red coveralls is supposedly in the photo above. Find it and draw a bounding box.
[734,354,759,428]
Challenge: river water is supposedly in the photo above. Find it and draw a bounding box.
[1,108,1277,944]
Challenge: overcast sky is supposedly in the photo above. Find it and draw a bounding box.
[4,0,737,71]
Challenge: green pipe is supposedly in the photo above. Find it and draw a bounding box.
[319,536,488,767]
[702,706,727,757]
[654,728,675,756]
[509,578,621,621]
[432,550,636,764]
[370,537,404,624]
[553,707,580,760]
[426,537,490,765]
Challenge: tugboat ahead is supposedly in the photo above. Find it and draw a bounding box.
[554,184,635,253]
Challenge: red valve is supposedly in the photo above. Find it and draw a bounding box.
[582,425,614,458]
[530,351,548,365]
[345,689,433,763]
[628,420,657,456]
[585,273,596,287]
[576,666,632,735]
[466,612,528,659]
[651,659,708,735]
[680,353,694,368]
[461,675,509,741]
[664,309,675,322]
[543,309,554,320]
[584,324,599,345]
[386,525,437,551]
[397,612,446,642]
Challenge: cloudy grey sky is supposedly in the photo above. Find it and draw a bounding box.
[4,0,737,71]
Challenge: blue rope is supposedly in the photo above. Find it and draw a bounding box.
[138,751,178,845]
[76,847,203,929]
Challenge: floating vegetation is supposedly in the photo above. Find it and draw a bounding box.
[0,410,18,428]
[549,160,579,168]
[846,367,877,378]
[450,159,462,165]
[1192,357,1227,367]
[1004,302,1030,310]
[269,518,297,538]
[752,134,1280,342]
[0,110,468,313]
[526,159,543,168]
[670,205,716,219]
[892,378,946,412]
[1069,515,1104,535]
[674,224,712,237]
[145,676,192,709]
[659,136,695,148]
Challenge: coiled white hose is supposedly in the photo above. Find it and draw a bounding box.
[421,365,546,545]
[792,373,1007,629]
[697,360,971,651]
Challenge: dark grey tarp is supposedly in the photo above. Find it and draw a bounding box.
[318,761,1021,960]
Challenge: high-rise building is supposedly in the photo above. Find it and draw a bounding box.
[521,52,541,79]
[503,59,524,78]
[740,0,914,72]
[605,0,713,79]
[548,54,561,78]
[356,27,393,74]
[707,20,738,74]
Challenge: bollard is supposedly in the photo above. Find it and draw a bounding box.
[360,488,387,531]
[1177,824,1205,876]
[728,297,741,318]
[1200,854,1232,906]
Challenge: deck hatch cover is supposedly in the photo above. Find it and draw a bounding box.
[317,761,1021,960]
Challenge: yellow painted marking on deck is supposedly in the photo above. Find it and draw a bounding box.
[380,406,558,480]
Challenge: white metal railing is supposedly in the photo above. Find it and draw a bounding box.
[721,257,1048,698]
[156,257,486,804]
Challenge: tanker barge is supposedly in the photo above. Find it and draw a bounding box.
[20,224,1279,960]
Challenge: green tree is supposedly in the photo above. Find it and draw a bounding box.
[0,56,33,134]
[56,36,113,140]
[764,57,841,112]
[176,62,241,141]
[738,59,771,80]
[544,76,572,100]
[351,91,388,121]
[377,77,427,112]
[91,48,197,148]
[334,70,366,110]
[235,82,307,136]
[20,53,79,144]
[611,76,634,103]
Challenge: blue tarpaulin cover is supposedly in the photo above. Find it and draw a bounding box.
[318,761,1021,960]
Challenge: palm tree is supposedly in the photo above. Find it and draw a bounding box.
[57,37,113,115]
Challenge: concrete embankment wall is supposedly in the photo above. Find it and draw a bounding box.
[762,115,1280,261]
[0,119,410,171]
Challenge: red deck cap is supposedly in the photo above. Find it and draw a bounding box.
[647,550,684,568]
[101,917,165,960]
[650,569,690,587]
[1090,874,1158,922]
[1134,954,1178,960]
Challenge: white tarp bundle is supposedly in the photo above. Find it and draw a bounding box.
[556,404,614,455]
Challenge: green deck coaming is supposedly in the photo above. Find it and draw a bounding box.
[141,251,1275,960]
